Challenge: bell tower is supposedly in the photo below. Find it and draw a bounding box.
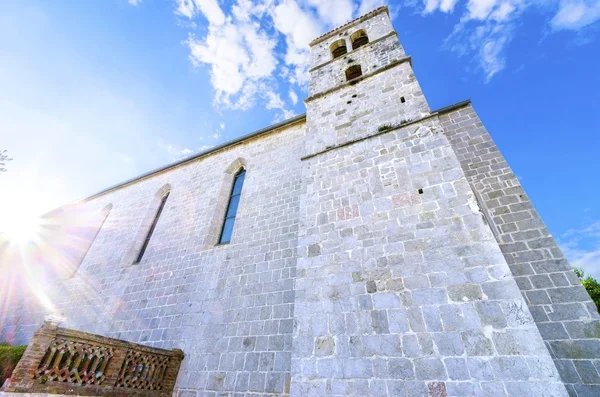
[293,6,570,396]
[304,7,431,157]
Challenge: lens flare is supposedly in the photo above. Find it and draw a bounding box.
[0,211,42,245]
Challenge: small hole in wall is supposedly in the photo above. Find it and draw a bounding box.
[418,188,424,194]
[401,97,406,103]
[352,94,357,98]
[347,101,352,104]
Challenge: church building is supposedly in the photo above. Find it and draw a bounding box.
[2,7,599,397]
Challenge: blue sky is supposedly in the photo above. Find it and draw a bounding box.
[0,0,599,275]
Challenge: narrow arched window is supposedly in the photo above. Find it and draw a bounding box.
[135,191,169,263]
[330,39,347,59]
[66,203,112,279]
[219,169,246,244]
[351,30,369,50]
[346,65,362,81]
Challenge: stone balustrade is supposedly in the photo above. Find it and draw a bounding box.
[1,316,183,397]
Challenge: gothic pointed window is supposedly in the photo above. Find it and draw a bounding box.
[330,39,347,59]
[351,30,369,50]
[219,169,246,244]
[135,192,169,263]
[346,65,362,81]
[66,203,112,279]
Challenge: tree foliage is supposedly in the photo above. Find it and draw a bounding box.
[0,342,26,384]
[0,149,12,173]
[574,267,600,314]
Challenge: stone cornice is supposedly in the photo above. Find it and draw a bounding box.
[304,56,412,104]
[46,99,472,212]
[309,6,389,47]
[300,99,473,161]
[78,114,307,203]
[301,112,439,161]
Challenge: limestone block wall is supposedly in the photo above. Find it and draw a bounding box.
[293,114,568,396]
[1,121,306,397]
[305,60,430,158]
[441,103,600,397]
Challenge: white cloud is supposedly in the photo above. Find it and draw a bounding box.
[212,132,220,139]
[289,89,298,105]
[425,0,441,13]
[265,90,295,119]
[465,0,499,20]
[431,0,524,80]
[283,108,296,119]
[180,0,389,114]
[551,0,600,30]
[424,0,459,13]
[478,28,510,80]
[359,0,388,15]
[306,0,354,26]
[159,140,194,160]
[128,0,142,5]
[560,221,600,280]
[232,0,271,21]
[186,1,278,109]
[271,0,323,85]
[266,90,285,109]
[176,0,195,18]
[220,122,225,130]
[422,0,599,80]
[176,0,226,24]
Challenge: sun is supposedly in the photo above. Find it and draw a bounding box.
[0,210,42,245]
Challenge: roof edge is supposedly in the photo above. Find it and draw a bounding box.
[433,99,472,114]
[309,6,389,47]
[45,99,473,212]
[80,113,307,203]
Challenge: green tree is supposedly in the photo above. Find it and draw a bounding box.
[0,342,26,384]
[574,267,600,314]
[0,149,12,173]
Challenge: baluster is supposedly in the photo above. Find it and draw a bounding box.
[3,318,184,396]
[2,315,63,392]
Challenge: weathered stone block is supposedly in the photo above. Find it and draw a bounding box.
[388,358,415,380]
[413,358,447,380]
[550,340,600,360]
[447,284,483,302]
[461,331,494,356]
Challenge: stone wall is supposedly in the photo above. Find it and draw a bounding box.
[441,102,600,397]
[308,33,406,98]
[294,98,569,394]
[305,59,429,158]
[305,9,427,163]
[1,121,306,397]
